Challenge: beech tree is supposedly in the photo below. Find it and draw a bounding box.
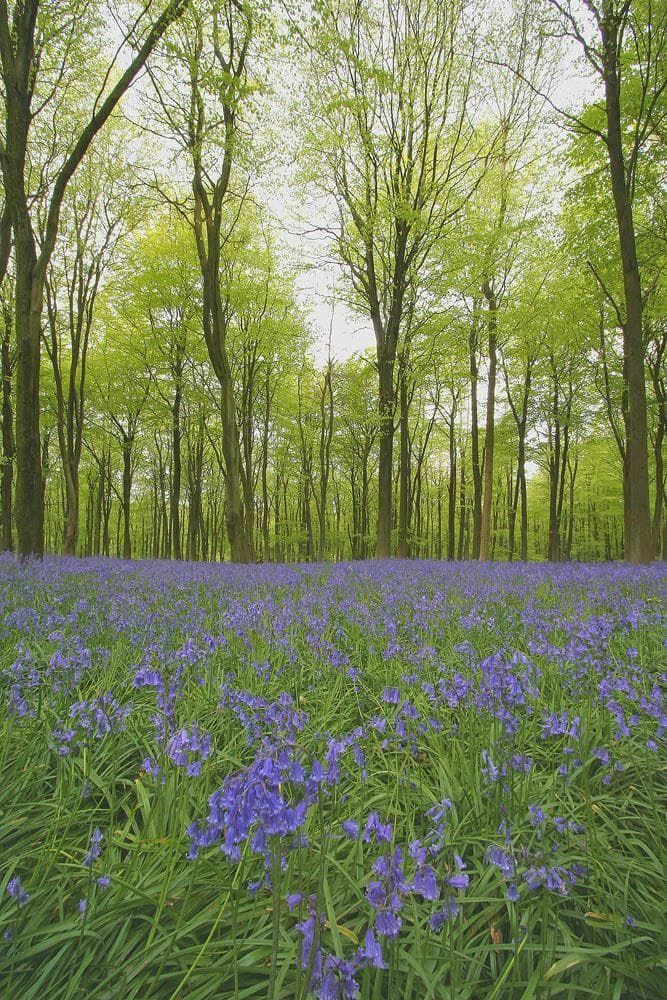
[43,133,132,555]
[0,0,660,567]
[0,0,189,557]
[147,0,264,562]
[305,0,481,557]
[543,0,666,562]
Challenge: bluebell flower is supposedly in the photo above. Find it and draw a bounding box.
[7,877,29,906]
[357,928,385,969]
[342,820,359,839]
[83,828,103,868]
[412,864,439,900]
[429,896,460,929]
[362,813,392,844]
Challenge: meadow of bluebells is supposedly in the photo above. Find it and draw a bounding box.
[0,554,665,999]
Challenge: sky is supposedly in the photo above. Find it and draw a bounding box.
[107,1,598,367]
[256,22,597,365]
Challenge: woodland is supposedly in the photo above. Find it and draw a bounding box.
[0,0,665,566]
[2,6,667,998]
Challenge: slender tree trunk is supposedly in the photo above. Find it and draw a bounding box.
[479,283,497,561]
[376,352,395,558]
[317,361,334,560]
[548,411,560,562]
[469,309,482,558]
[62,468,79,556]
[397,359,410,558]
[218,347,252,562]
[457,449,466,560]
[447,408,457,560]
[122,436,132,559]
[261,376,271,561]
[565,456,577,561]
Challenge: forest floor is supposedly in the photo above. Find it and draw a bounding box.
[0,556,665,999]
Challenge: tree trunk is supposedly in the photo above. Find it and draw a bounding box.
[62,467,79,556]
[479,283,497,561]
[14,229,44,557]
[603,25,651,563]
[548,388,561,563]
[0,314,14,551]
[447,406,457,560]
[469,309,482,558]
[397,359,410,558]
[171,375,182,559]
[457,449,466,560]
[261,376,271,561]
[122,436,132,559]
[376,352,395,558]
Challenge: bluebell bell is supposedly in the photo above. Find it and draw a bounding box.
[7,877,29,906]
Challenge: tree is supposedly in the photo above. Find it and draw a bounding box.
[0,0,188,557]
[544,0,666,562]
[43,132,132,555]
[0,271,13,549]
[148,0,264,561]
[305,0,480,556]
[115,212,201,560]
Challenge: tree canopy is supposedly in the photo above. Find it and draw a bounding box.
[0,0,664,563]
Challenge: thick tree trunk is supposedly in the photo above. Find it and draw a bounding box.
[13,228,44,557]
[565,456,577,561]
[603,32,652,563]
[197,225,253,563]
[0,318,14,551]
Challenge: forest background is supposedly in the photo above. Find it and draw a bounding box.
[0,0,665,566]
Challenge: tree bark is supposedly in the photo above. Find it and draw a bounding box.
[171,355,183,559]
[0,0,189,558]
[122,435,132,559]
[376,350,395,558]
[469,307,482,558]
[447,393,458,560]
[0,305,14,551]
[397,357,410,558]
[601,13,652,563]
[479,282,497,561]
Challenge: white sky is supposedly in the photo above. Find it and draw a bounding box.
[108,2,598,367]
[260,47,596,365]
